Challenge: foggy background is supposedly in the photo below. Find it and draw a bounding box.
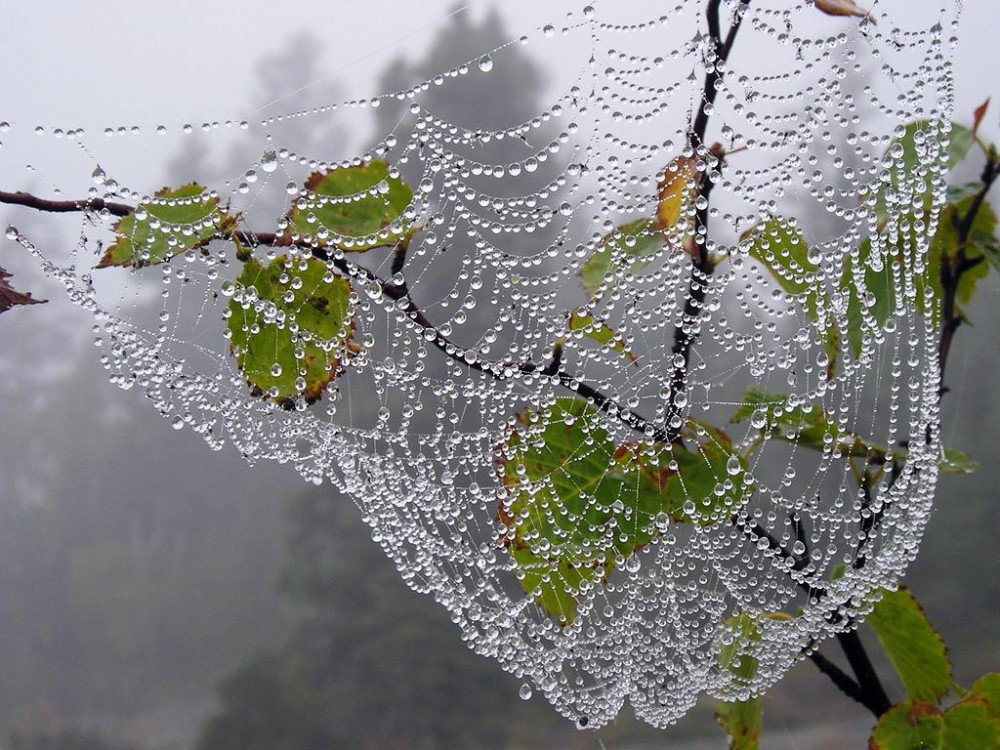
[0,2,997,748]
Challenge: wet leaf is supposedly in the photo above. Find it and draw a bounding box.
[227,255,354,409]
[498,399,747,622]
[881,121,973,218]
[730,386,867,457]
[0,265,46,314]
[288,159,414,252]
[868,586,951,703]
[939,448,977,474]
[870,703,945,750]
[715,613,763,749]
[567,309,637,364]
[742,217,822,319]
[97,184,233,268]
[840,236,899,356]
[580,218,665,298]
[656,156,697,230]
[931,197,998,307]
[715,697,762,750]
[870,701,1000,750]
[969,674,1000,720]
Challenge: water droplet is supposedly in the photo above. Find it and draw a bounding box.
[519,683,533,700]
[261,150,278,172]
[726,455,742,476]
[478,55,494,73]
[91,166,106,185]
[171,416,185,430]
[4,225,18,240]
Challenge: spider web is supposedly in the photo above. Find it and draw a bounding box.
[3,0,960,729]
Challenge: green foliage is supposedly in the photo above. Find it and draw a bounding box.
[287,160,415,251]
[566,309,637,364]
[98,183,234,268]
[868,587,952,703]
[498,398,746,623]
[731,386,865,457]
[226,254,355,408]
[869,700,1000,750]
[579,218,665,298]
[715,697,763,750]
[714,613,764,750]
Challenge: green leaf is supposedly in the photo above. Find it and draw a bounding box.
[288,159,415,252]
[930,197,998,307]
[714,613,763,749]
[882,121,973,214]
[579,219,665,298]
[939,448,978,474]
[226,254,355,409]
[940,701,1000,750]
[742,217,822,319]
[498,399,747,623]
[867,586,951,704]
[870,703,946,750]
[567,309,637,364]
[98,184,234,268]
[968,674,1000,720]
[730,386,867,457]
[715,697,762,750]
[840,236,899,357]
[870,699,1000,750]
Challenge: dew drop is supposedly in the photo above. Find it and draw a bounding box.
[519,683,533,700]
[478,55,494,73]
[260,150,278,172]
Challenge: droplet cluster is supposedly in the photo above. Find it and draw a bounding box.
[2,0,959,730]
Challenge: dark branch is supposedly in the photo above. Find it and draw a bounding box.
[807,651,868,708]
[0,190,133,217]
[665,1,749,440]
[836,630,892,716]
[938,153,1000,386]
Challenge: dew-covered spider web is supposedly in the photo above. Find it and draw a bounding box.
[3,0,963,729]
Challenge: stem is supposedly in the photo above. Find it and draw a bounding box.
[807,651,867,708]
[938,154,1000,386]
[665,0,750,440]
[836,630,891,717]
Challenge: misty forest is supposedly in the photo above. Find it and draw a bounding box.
[1,2,999,749]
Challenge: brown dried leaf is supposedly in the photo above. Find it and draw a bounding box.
[0,266,46,315]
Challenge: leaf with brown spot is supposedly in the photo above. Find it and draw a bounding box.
[97,183,234,268]
[226,254,355,409]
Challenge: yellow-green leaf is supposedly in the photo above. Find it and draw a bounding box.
[567,309,637,364]
[730,386,868,457]
[656,156,697,230]
[226,255,354,408]
[715,697,762,750]
[742,217,826,319]
[867,586,951,704]
[968,674,1000,720]
[579,219,665,298]
[98,184,234,268]
[870,701,1000,750]
[498,399,747,623]
[288,159,415,252]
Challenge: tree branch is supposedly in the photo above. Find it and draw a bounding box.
[938,153,1000,386]
[0,189,669,442]
[666,0,749,440]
